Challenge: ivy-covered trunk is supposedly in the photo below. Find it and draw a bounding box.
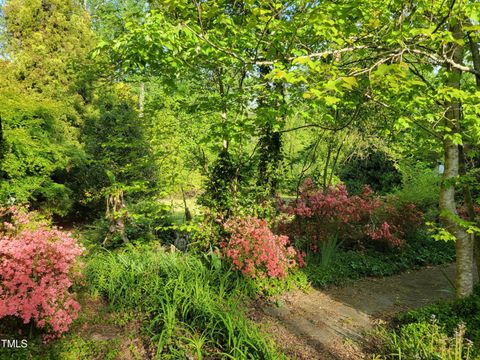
[439,23,474,298]
[257,64,284,197]
[257,124,282,195]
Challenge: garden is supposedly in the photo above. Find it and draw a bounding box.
[0,1,479,359]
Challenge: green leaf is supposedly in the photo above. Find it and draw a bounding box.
[341,76,357,89]
[324,96,340,106]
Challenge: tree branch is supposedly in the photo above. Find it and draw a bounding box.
[255,46,368,66]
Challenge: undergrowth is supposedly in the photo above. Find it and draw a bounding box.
[85,244,285,359]
[371,285,480,359]
[303,232,455,288]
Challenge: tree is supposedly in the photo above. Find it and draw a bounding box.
[0,0,94,215]
[3,0,93,98]
[96,1,332,215]
[89,0,479,296]
[221,0,480,297]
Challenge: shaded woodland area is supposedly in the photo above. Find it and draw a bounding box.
[0,1,479,359]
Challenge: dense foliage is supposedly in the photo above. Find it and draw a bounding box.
[373,285,480,359]
[398,285,480,348]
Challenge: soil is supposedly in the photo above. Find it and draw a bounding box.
[253,264,458,360]
[75,294,154,360]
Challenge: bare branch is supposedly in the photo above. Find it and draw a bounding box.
[255,46,368,66]
[408,48,480,75]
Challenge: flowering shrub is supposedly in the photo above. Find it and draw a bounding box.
[371,199,423,247]
[221,217,302,279]
[0,206,84,340]
[278,179,423,251]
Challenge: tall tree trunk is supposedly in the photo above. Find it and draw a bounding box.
[459,145,478,282]
[322,141,332,192]
[467,32,480,278]
[257,66,283,196]
[467,32,480,87]
[439,23,473,298]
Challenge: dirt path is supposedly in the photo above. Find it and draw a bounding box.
[253,264,457,360]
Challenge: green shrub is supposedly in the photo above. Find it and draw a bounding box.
[303,232,455,288]
[339,150,401,195]
[198,149,237,217]
[394,160,440,221]
[83,200,173,247]
[0,92,83,216]
[373,320,475,359]
[372,285,480,359]
[86,245,284,359]
[243,269,309,297]
[397,285,480,346]
[125,199,173,242]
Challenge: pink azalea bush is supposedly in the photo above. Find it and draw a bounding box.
[221,217,302,279]
[278,179,423,251]
[0,206,84,340]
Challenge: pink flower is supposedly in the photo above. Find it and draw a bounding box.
[278,179,419,250]
[0,206,84,341]
[222,217,299,279]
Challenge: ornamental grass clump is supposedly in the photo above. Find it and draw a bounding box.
[0,206,84,340]
[86,245,283,359]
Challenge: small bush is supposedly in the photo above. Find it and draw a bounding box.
[0,206,84,340]
[373,320,475,359]
[84,199,173,247]
[125,199,172,242]
[394,161,441,221]
[222,217,301,279]
[397,285,480,346]
[371,197,424,249]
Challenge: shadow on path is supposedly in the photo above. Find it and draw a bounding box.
[259,264,457,359]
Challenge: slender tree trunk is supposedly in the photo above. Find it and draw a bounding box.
[467,33,480,87]
[439,23,473,298]
[467,32,480,278]
[459,145,478,282]
[139,82,145,118]
[322,142,332,192]
[0,115,4,161]
[181,186,192,222]
[328,133,348,189]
